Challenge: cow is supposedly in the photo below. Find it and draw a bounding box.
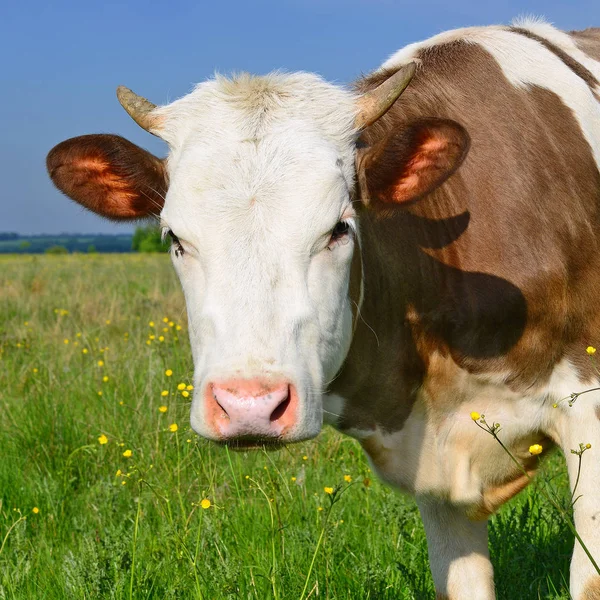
[46,18,600,599]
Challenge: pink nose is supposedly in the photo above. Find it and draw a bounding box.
[205,379,298,439]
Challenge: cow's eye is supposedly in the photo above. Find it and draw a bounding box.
[168,230,185,257]
[328,221,351,249]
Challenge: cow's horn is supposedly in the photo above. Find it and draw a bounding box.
[116,86,162,135]
[355,62,416,130]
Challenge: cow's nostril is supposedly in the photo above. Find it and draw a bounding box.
[269,392,291,422]
[212,391,230,420]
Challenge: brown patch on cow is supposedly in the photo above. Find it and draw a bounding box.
[47,134,167,220]
[570,28,600,62]
[583,576,600,600]
[510,27,600,92]
[467,471,534,521]
[335,39,600,445]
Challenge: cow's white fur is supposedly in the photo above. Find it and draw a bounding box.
[156,72,360,441]
[417,497,495,599]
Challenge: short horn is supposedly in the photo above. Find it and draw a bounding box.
[355,62,417,130]
[116,86,162,135]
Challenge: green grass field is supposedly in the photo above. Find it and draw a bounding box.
[0,254,576,599]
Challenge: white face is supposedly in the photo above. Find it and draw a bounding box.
[156,73,359,445]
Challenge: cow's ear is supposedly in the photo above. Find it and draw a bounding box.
[358,118,470,207]
[47,134,167,220]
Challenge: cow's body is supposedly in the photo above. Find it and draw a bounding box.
[47,19,600,599]
[327,21,600,597]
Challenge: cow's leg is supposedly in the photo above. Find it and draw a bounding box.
[553,391,600,600]
[416,497,495,599]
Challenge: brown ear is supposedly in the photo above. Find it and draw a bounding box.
[47,134,167,220]
[358,118,470,207]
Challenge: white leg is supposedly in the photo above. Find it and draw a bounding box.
[417,496,496,600]
[553,391,600,600]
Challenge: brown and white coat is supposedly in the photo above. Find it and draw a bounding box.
[47,18,600,600]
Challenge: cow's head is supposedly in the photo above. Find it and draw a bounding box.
[47,66,468,447]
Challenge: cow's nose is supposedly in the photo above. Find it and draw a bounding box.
[205,379,298,439]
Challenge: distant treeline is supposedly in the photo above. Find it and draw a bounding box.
[0,227,169,254]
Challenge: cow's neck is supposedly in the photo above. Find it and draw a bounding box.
[330,206,432,434]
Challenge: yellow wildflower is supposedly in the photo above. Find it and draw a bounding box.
[200,498,211,509]
[103,376,109,383]
[169,423,178,432]
[162,327,168,333]
[146,340,151,346]
[176,325,182,331]
[169,321,174,327]
[149,321,155,327]
[121,480,126,485]
[165,369,173,377]
[317,506,323,512]
[63,339,69,345]
[158,336,164,342]
[105,320,111,325]
[587,346,597,355]
[182,391,190,398]
[303,455,308,461]
[586,443,592,449]
[123,449,132,458]
[291,476,297,482]
[116,469,122,477]
[149,334,155,340]
[177,383,186,391]
[324,487,334,495]
[76,332,81,338]
[161,390,169,397]
[97,360,104,367]
[344,475,352,483]
[97,391,102,396]
[82,348,88,354]
[529,444,543,455]
[159,405,168,413]
[186,384,194,391]
[163,317,169,323]
[98,434,108,445]
[33,368,38,373]
[470,411,481,421]
[32,507,39,514]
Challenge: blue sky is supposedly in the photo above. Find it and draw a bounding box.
[2,0,599,234]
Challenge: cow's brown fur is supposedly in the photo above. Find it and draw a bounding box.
[584,576,600,600]
[331,39,600,514]
[336,38,600,412]
[571,28,600,62]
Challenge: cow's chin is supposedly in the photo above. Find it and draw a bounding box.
[204,427,323,450]
[213,438,288,452]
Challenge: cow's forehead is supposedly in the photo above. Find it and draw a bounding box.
[159,72,359,238]
[158,71,358,151]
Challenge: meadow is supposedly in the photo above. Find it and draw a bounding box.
[0,254,576,599]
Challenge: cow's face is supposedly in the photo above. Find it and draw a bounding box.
[47,65,468,446]
[158,74,360,443]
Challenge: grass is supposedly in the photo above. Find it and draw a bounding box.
[0,254,574,599]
